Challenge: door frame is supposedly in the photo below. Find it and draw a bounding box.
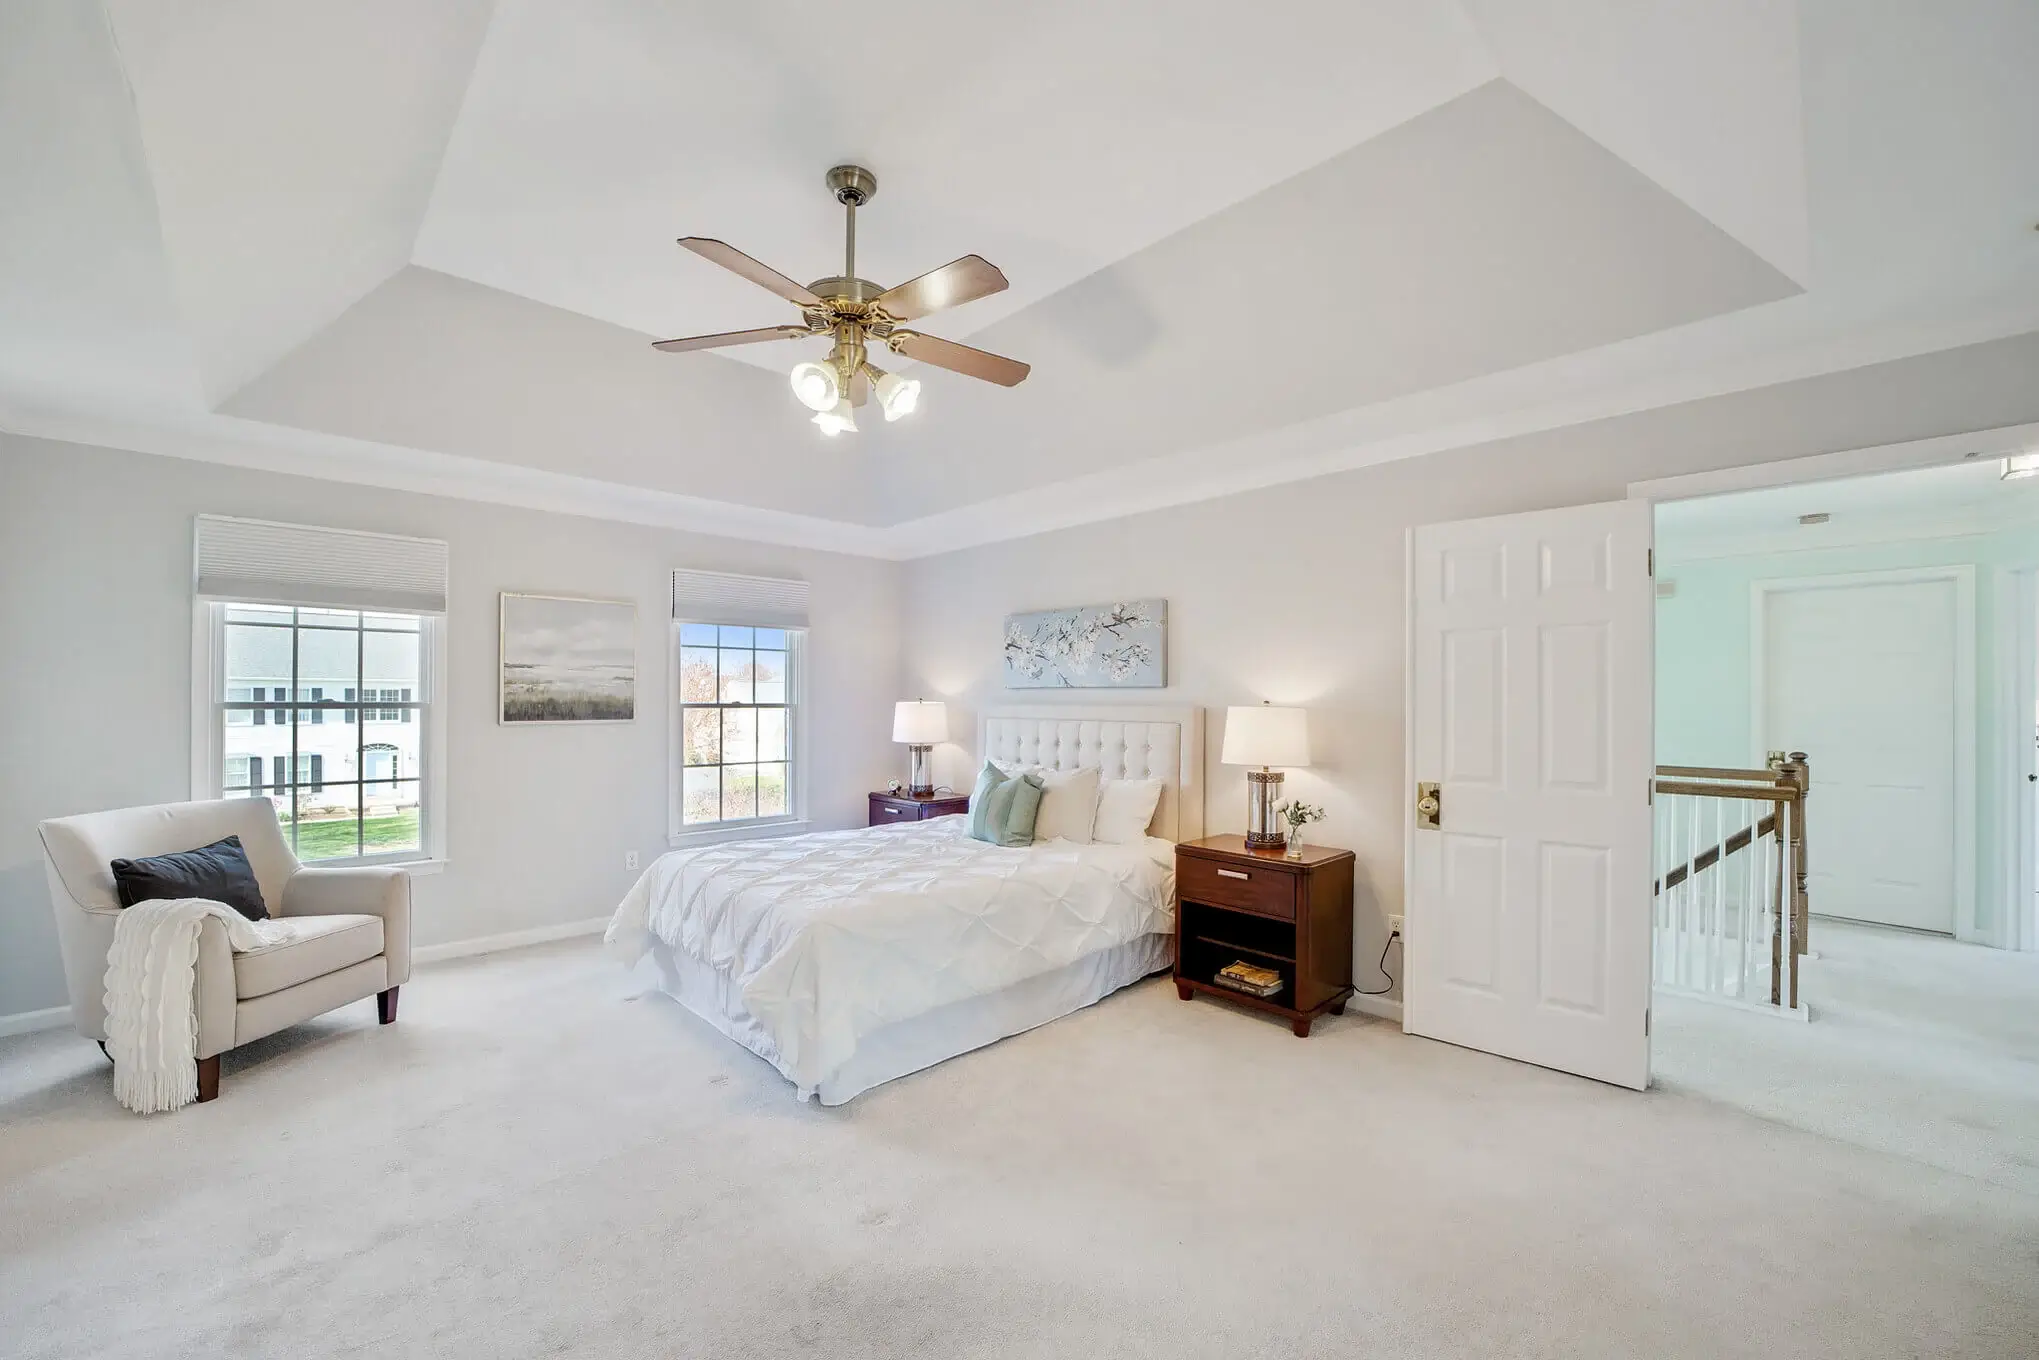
[1992,565,2039,952]
[1749,565,1977,942]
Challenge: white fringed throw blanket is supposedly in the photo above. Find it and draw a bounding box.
[103,898,289,1114]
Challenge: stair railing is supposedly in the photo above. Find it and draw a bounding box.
[1652,754,1810,1014]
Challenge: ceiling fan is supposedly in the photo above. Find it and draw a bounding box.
[653,164,1031,436]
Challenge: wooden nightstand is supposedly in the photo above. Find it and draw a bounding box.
[869,791,970,826]
[1173,835,1355,1036]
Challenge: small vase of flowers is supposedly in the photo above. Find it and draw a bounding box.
[1277,800,1324,859]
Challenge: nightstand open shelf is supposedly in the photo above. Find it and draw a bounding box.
[1173,835,1355,1037]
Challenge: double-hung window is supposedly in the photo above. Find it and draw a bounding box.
[670,570,809,842]
[194,516,448,867]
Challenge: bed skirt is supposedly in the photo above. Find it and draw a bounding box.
[641,932,1174,1105]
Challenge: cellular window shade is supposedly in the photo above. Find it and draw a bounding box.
[194,515,450,614]
[670,568,809,629]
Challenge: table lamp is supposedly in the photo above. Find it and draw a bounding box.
[1221,702,1310,848]
[892,699,948,796]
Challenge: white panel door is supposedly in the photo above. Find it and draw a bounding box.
[1759,574,1965,935]
[1406,499,1654,1090]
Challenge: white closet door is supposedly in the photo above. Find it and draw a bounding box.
[1759,573,1967,935]
[1406,499,1655,1090]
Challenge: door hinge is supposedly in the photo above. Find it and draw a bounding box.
[1645,1008,1652,1037]
[1647,548,1654,576]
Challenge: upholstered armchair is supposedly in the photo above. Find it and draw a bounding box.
[38,797,412,1102]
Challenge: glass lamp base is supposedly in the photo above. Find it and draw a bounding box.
[1244,768,1286,848]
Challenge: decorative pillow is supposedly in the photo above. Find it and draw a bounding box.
[966,761,1011,842]
[1030,766,1101,844]
[1094,778,1166,844]
[110,834,269,922]
[996,772,1046,847]
[969,767,1044,847]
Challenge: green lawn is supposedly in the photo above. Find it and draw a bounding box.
[287,809,420,861]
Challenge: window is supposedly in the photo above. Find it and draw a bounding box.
[193,514,448,866]
[667,569,809,842]
[675,622,799,832]
[207,604,437,864]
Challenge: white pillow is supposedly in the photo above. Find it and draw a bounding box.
[1030,766,1101,844]
[1094,777,1165,844]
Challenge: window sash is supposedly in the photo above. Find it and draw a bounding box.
[671,625,802,835]
[204,603,438,866]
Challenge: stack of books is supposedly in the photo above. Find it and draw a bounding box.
[1212,960,1284,998]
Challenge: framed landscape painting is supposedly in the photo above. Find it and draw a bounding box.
[1003,599,1166,689]
[499,593,637,723]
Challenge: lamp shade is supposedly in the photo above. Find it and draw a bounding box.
[892,699,948,745]
[1220,705,1310,768]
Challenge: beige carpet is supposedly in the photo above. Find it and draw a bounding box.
[3,934,2036,1358]
[1652,917,2039,1197]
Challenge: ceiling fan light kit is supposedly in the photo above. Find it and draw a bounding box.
[812,398,858,437]
[653,165,1030,435]
[788,360,840,413]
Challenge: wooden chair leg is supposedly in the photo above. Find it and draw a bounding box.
[196,1054,221,1103]
[377,986,399,1025]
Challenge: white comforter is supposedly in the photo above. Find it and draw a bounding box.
[606,817,1174,1092]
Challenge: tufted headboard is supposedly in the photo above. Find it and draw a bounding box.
[979,704,1205,842]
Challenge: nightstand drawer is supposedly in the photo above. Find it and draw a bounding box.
[1178,854,1296,919]
[869,793,970,826]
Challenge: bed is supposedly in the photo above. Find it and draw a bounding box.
[605,704,1204,1103]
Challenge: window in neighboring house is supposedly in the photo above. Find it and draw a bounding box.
[675,622,798,830]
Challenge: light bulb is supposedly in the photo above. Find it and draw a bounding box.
[811,398,857,437]
[788,360,840,413]
[872,368,922,422]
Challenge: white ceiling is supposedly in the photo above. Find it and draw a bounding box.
[2,0,2036,554]
[1657,453,2039,561]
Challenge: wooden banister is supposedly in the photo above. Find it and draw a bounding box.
[1655,810,1779,893]
[1653,753,1812,1011]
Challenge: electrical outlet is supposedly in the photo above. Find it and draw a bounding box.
[1388,914,1404,939]
[625,850,639,871]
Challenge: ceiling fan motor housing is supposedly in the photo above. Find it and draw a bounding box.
[827,164,877,206]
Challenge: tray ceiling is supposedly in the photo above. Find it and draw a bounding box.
[3,0,2036,549]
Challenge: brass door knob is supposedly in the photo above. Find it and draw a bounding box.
[1415,781,1441,829]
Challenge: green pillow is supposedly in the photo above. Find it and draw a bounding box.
[997,772,1045,847]
[967,763,1044,847]
[966,761,1010,842]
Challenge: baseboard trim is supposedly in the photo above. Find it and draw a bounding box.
[413,916,608,965]
[1346,994,1403,1025]
[0,1004,73,1038]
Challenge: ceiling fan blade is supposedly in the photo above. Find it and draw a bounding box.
[889,330,1030,387]
[874,255,1009,321]
[651,324,811,353]
[677,238,822,308]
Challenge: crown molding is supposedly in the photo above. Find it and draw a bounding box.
[883,304,2039,558]
[0,403,902,559]
[7,303,2038,565]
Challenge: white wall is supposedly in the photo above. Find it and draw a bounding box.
[900,330,2039,1003]
[0,432,903,1019]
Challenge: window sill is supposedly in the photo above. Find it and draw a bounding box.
[299,856,446,876]
[667,819,810,850]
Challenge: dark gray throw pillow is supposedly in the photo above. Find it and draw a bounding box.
[110,834,270,922]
